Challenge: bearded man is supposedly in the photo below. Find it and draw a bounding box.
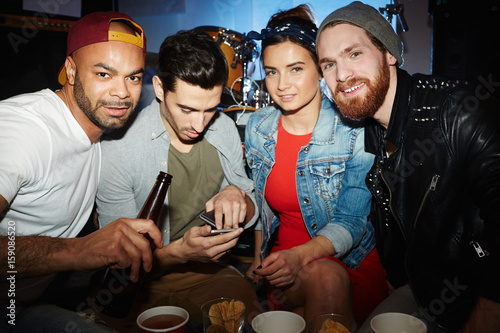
[317,2,500,333]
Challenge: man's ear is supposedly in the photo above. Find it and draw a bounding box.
[65,56,77,85]
[387,52,398,66]
[152,75,165,102]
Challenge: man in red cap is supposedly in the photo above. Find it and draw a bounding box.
[0,12,161,332]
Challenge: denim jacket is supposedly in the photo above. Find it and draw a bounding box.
[244,97,375,269]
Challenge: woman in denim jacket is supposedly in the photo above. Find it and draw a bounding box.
[245,4,387,326]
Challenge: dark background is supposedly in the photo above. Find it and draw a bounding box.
[0,0,116,100]
[1,0,499,101]
[430,0,500,100]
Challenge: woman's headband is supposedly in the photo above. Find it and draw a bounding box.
[247,23,317,49]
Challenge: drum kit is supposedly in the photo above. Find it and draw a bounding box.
[195,26,271,128]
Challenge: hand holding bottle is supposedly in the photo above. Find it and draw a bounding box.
[73,217,163,281]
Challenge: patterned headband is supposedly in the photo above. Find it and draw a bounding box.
[247,23,317,49]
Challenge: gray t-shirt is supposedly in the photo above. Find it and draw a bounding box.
[167,138,223,241]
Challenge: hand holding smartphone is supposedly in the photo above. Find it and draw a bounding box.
[200,210,237,235]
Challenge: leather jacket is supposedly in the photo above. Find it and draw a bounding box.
[365,68,500,332]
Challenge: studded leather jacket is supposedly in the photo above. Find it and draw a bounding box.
[365,68,500,332]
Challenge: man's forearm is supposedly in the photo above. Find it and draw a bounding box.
[0,235,74,279]
[463,297,500,333]
[152,241,187,271]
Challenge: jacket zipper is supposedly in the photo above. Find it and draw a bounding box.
[379,171,449,331]
[471,241,486,258]
[400,173,449,331]
[413,174,440,228]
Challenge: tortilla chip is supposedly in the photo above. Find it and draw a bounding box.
[318,318,351,333]
[208,299,245,333]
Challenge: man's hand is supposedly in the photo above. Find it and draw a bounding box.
[0,218,163,282]
[72,218,163,282]
[205,185,252,229]
[155,225,243,267]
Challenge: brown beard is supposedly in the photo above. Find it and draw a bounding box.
[333,59,390,120]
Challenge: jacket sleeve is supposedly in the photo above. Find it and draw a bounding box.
[449,89,500,303]
[317,128,375,256]
[244,114,263,232]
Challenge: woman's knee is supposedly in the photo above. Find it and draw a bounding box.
[301,259,351,293]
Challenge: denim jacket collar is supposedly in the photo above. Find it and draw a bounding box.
[254,97,337,145]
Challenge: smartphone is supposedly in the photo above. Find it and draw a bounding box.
[200,210,237,234]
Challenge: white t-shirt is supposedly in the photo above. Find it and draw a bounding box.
[0,89,100,238]
[0,89,101,305]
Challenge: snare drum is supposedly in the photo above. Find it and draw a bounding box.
[196,26,257,93]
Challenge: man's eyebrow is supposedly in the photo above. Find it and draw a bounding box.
[319,44,363,64]
[128,68,145,76]
[177,103,197,111]
[94,63,144,76]
[177,103,219,112]
[319,57,334,65]
[94,63,117,74]
[342,45,358,55]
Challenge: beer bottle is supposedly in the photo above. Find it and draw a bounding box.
[95,171,172,318]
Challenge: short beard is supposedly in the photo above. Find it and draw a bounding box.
[73,71,133,130]
[333,60,390,120]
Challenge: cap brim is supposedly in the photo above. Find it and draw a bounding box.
[58,65,66,86]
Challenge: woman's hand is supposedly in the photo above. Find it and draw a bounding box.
[255,248,303,288]
[254,235,335,288]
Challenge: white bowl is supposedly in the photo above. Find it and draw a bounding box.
[252,311,305,333]
[371,312,427,333]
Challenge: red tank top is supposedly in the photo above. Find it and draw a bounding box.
[265,117,313,251]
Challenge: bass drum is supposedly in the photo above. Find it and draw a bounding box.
[195,26,257,95]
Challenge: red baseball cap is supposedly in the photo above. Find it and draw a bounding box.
[58,11,146,85]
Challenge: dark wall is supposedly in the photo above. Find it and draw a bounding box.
[430,0,500,99]
[0,26,67,100]
[0,0,116,100]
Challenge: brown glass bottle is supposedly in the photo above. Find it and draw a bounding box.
[94,171,172,318]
